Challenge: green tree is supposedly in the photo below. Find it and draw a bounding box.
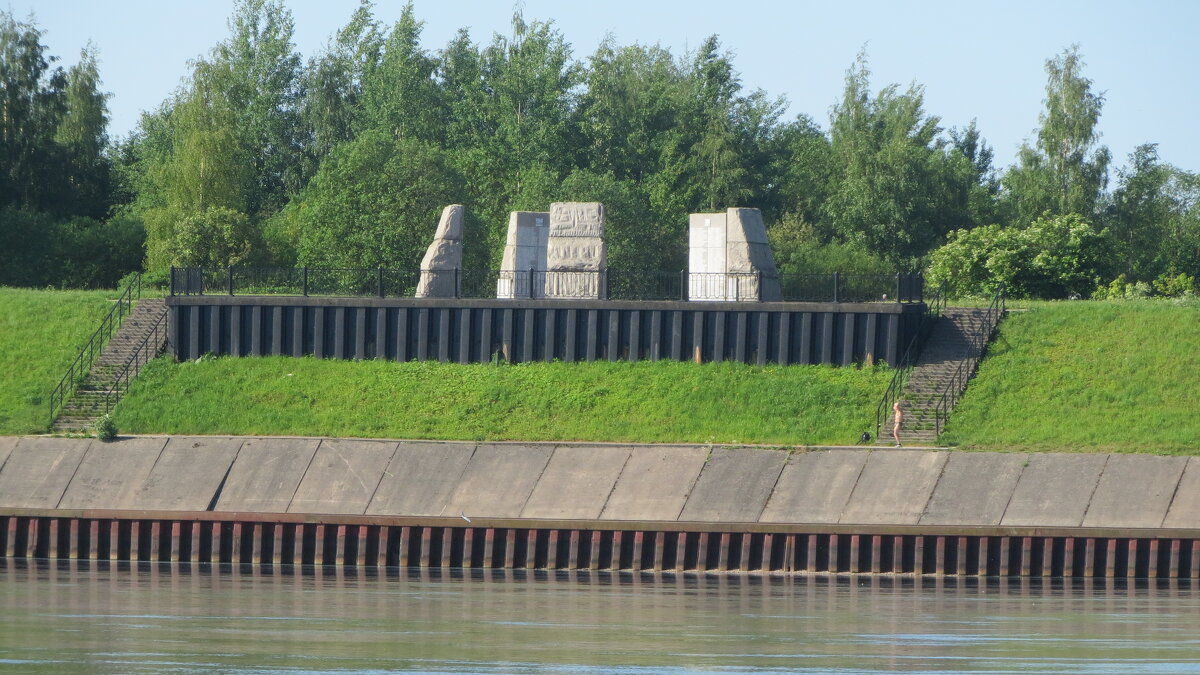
[293,130,464,270]
[300,0,382,161]
[55,46,112,218]
[1003,46,1109,225]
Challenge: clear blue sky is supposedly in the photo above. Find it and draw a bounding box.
[14,0,1200,173]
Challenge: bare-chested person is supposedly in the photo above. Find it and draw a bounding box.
[892,400,904,447]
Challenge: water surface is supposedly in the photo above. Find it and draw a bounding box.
[0,561,1197,673]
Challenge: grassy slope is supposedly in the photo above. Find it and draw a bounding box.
[0,287,121,434]
[112,357,890,445]
[941,299,1200,453]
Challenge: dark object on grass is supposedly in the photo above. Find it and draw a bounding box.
[859,431,871,444]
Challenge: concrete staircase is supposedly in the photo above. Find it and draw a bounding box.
[880,307,1001,446]
[52,298,169,432]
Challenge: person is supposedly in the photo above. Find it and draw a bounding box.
[892,400,904,447]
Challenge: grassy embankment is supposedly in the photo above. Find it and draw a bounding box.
[112,357,889,445]
[0,287,122,435]
[941,299,1200,454]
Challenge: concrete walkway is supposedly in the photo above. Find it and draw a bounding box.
[0,435,1196,530]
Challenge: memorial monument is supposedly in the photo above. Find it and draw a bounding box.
[496,211,550,298]
[415,204,465,298]
[496,202,607,299]
[688,207,781,301]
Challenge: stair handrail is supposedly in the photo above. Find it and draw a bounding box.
[931,284,1006,435]
[47,274,142,427]
[99,302,169,417]
[873,282,945,442]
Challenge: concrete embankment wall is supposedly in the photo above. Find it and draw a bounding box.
[167,296,925,366]
[2,435,1198,577]
[1,435,1199,527]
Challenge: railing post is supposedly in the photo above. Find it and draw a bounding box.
[603,269,610,301]
[228,266,234,296]
[895,273,902,303]
[529,267,536,299]
[454,268,460,299]
[757,271,763,302]
[377,267,384,298]
[832,272,840,303]
[680,270,687,302]
[169,266,176,297]
[303,267,309,297]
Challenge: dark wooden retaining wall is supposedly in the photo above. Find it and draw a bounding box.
[4,511,1198,578]
[166,296,926,366]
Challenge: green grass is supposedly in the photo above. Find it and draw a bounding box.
[0,287,123,434]
[112,357,891,445]
[941,299,1200,453]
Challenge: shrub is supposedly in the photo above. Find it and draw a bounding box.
[94,415,118,442]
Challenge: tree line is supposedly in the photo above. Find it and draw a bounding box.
[2,1,1198,298]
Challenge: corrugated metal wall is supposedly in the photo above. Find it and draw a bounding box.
[168,298,925,366]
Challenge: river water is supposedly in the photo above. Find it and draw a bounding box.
[0,561,1198,673]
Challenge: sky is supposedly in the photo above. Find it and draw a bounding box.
[12,0,1200,173]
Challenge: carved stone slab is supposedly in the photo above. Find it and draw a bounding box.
[687,207,781,301]
[497,211,549,298]
[416,205,464,298]
[546,202,606,299]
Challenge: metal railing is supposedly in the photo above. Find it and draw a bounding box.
[931,284,1006,435]
[47,275,142,427]
[96,303,169,417]
[873,283,945,442]
[170,267,925,304]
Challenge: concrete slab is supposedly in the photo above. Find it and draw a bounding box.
[679,448,787,522]
[1163,457,1200,529]
[442,444,554,518]
[288,440,398,515]
[1000,454,1108,527]
[841,450,948,525]
[0,437,18,472]
[599,446,709,521]
[366,442,477,517]
[521,445,631,520]
[1082,455,1188,528]
[759,450,868,524]
[57,437,168,509]
[920,452,1026,526]
[133,437,243,511]
[0,437,90,508]
[215,438,321,512]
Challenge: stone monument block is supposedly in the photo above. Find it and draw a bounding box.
[545,202,606,299]
[687,207,781,301]
[416,204,465,298]
[497,211,549,298]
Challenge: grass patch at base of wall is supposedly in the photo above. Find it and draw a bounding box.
[941,299,1200,454]
[112,357,890,445]
[0,287,122,434]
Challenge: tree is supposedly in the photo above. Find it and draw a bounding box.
[927,213,1112,298]
[294,130,464,270]
[1003,46,1109,224]
[359,3,441,143]
[823,51,974,268]
[55,46,112,219]
[300,0,382,161]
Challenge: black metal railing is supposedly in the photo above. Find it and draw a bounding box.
[170,267,925,304]
[97,303,169,417]
[872,283,945,442]
[47,275,142,427]
[931,284,1006,435]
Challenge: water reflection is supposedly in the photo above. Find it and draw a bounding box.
[0,560,1197,673]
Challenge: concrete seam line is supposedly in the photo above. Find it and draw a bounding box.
[360,442,400,516]
[595,446,633,521]
[437,442,479,517]
[514,444,556,518]
[205,439,245,512]
[53,439,92,510]
[916,451,953,525]
[836,449,871,525]
[1158,456,1191,529]
[751,450,788,524]
[996,453,1028,527]
[285,438,323,514]
[673,448,710,522]
[1077,453,1113,527]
